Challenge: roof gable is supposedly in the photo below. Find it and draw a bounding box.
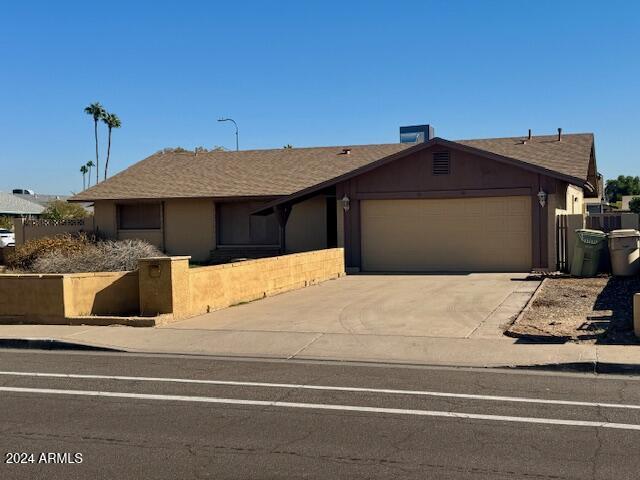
[455,133,594,182]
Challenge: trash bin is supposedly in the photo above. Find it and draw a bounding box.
[608,229,640,277]
[570,229,607,277]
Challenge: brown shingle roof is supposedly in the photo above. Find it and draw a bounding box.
[456,133,594,181]
[71,144,414,201]
[71,133,594,202]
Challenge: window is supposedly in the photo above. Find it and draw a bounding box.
[218,201,279,245]
[117,203,161,230]
[432,151,451,175]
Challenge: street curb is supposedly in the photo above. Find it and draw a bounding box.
[1,336,640,375]
[0,338,123,352]
[510,361,640,375]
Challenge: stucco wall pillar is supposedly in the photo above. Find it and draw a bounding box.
[138,256,191,318]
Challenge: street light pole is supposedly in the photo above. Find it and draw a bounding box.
[218,118,239,151]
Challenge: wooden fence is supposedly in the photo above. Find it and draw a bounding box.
[586,213,639,233]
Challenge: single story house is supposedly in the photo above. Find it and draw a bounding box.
[71,127,598,273]
[0,191,45,217]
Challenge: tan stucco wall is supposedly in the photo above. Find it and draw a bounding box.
[94,200,117,238]
[138,256,191,318]
[566,184,584,215]
[136,250,345,321]
[95,196,332,261]
[164,198,215,262]
[187,248,344,318]
[0,270,139,320]
[95,198,215,261]
[118,229,164,249]
[547,189,586,272]
[1,249,344,324]
[94,200,163,249]
[64,271,139,316]
[0,274,66,320]
[286,196,327,253]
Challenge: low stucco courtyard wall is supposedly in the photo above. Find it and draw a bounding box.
[0,249,345,325]
[0,274,66,320]
[189,248,345,317]
[139,248,346,320]
[64,271,139,316]
[0,271,139,322]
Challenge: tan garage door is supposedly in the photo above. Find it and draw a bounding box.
[360,196,532,272]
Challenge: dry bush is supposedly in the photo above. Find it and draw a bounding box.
[30,238,163,273]
[6,233,94,271]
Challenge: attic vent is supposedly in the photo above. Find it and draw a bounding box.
[432,152,450,175]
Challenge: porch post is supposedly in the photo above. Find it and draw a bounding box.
[275,205,292,254]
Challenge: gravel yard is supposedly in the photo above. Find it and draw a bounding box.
[506,275,640,344]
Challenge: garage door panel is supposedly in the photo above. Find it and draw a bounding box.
[506,216,531,233]
[507,196,530,215]
[361,197,532,272]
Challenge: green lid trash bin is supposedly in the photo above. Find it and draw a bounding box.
[608,229,640,277]
[570,229,607,277]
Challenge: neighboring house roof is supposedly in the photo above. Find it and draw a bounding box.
[0,192,45,215]
[621,195,640,211]
[71,133,595,202]
[14,193,94,213]
[14,193,69,206]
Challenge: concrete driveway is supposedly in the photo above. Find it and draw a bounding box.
[167,273,540,339]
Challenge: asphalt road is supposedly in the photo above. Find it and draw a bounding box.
[1,350,640,479]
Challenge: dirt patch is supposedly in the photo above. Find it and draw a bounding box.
[506,275,640,344]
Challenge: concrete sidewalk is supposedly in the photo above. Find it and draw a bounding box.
[0,324,639,371]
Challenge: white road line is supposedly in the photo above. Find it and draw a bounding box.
[1,386,640,431]
[0,370,638,411]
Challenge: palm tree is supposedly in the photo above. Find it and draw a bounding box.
[102,112,121,180]
[86,160,95,187]
[84,102,106,184]
[80,165,88,190]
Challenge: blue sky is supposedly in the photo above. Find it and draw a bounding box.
[1,0,638,194]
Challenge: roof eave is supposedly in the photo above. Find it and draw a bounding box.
[70,194,285,203]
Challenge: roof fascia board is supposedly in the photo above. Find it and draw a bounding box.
[69,194,283,203]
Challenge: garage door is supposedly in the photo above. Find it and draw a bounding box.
[360,196,532,272]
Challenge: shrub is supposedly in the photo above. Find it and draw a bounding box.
[629,196,640,214]
[6,233,93,271]
[42,200,87,220]
[29,238,163,273]
[0,216,13,230]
